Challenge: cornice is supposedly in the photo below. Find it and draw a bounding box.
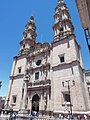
[52,34,75,47]
[52,60,81,71]
[10,74,24,80]
[15,54,27,60]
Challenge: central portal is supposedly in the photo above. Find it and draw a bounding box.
[32,94,40,113]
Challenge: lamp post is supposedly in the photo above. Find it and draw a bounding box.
[66,80,72,117]
[64,80,75,119]
[0,80,2,88]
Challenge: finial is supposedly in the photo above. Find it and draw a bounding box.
[58,0,64,4]
[30,16,34,22]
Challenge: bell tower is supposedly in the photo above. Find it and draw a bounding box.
[52,0,87,114]
[5,16,37,115]
[18,16,37,56]
[53,0,74,42]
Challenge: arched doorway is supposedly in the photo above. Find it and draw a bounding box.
[32,94,39,113]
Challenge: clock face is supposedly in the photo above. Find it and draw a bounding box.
[36,60,41,66]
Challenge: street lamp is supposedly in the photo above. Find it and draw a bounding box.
[0,80,2,88]
[66,80,72,117]
[63,80,75,119]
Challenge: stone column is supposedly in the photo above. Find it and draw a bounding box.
[29,99,32,113]
[18,82,28,118]
[47,94,49,111]
[39,94,44,116]
[21,82,27,109]
[39,94,43,111]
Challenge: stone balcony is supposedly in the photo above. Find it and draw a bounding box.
[28,79,51,90]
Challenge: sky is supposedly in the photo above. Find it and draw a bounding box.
[0,0,90,97]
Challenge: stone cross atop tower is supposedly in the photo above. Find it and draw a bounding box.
[53,0,74,42]
[23,16,37,41]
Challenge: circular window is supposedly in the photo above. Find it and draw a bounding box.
[36,60,41,66]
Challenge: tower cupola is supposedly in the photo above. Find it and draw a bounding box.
[23,16,37,41]
[53,0,74,42]
[18,16,37,56]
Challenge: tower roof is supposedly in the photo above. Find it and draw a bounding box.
[53,0,74,41]
[55,0,67,12]
[23,16,37,41]
[30,16,34,21]
[25,16,36,29]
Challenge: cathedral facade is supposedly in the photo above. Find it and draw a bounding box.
[5,0,90,116]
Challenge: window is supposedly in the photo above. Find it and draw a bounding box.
[30,46,34,50]
[45,70,48,78]
[89,92,90,98]
[35,72,39,80]
[23,44,25,49]
[62,81,64,87]
[12,95,17,103]
[60,27,63,32]
[22,88,24,99]
[25,97,28,109]
[72,80,75,86]
[63,93,70,102]
[36,60,41,66]
[18,67,21,74]
[67,41,70,48]
[60,56,64,63]
[88,87,90,92]
[71,66,74,74]
[58,54,65,63]
[31,35,34,39]
[24,33,27,38]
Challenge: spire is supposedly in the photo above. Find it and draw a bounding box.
[23,16,37,41]
[53,0,74,42]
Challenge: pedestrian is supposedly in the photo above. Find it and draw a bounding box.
[61,114,64,119]
[77,114,81,120]
[64,115,68,120]
[84,114,87,120]
[88,113,90,120]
